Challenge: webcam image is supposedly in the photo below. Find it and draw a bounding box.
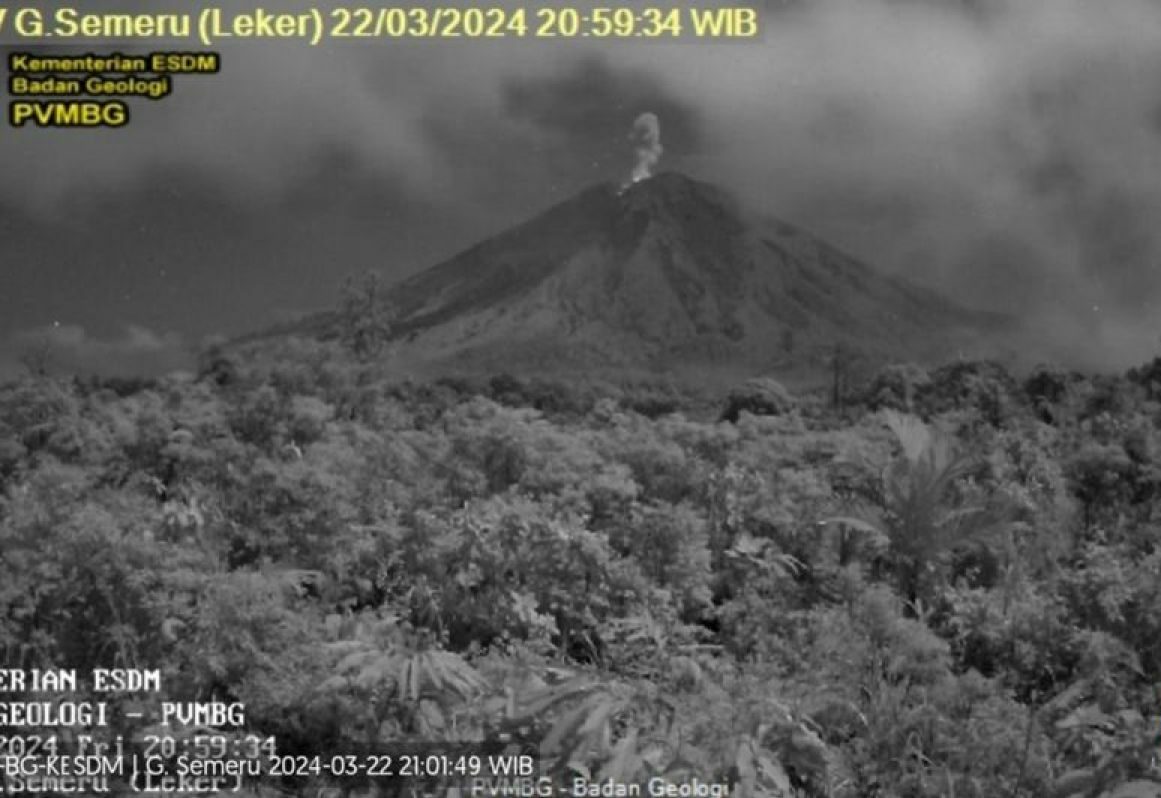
[3,1,1161,796]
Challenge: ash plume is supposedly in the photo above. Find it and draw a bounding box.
[627,112,663,185]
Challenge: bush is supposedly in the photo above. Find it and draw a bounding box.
[1126,355,1161,401]
[721,377,796,422]
[863,362,931,412]
[1024,365,1084,422]
[919,360,1022,425]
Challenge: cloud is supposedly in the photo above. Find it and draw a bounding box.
[0,324,191,379]
[5,0,1161,367]
[611,0,1161,366]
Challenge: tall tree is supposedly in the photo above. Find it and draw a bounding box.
[340,270,394,361]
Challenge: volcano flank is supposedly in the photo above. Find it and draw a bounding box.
[290,172,1004,377]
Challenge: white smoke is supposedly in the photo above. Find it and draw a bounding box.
[627,112,663,184]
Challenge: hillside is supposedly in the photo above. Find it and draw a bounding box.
[263,172,1007,380]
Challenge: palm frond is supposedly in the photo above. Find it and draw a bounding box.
[883,410,932,465]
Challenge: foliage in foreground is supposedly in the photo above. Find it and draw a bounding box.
[4,344,1161,796]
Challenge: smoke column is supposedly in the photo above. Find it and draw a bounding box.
[628,112,663,184]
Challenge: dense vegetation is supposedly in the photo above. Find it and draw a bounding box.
[4,336,1161,797]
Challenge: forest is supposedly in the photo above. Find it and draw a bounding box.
[3,332,1161,798]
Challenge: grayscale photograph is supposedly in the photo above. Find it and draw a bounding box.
[2,0,1161,796]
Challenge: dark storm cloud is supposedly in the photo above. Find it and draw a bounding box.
[5,0,1161,368]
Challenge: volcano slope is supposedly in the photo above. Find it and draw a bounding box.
[290,172,1006,380]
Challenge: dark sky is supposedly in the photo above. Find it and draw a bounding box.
[5,0,1161,375]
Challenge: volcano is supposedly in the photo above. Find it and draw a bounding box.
[292,172,1004,376]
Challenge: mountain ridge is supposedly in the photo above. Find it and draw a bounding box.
[254,172,1008,378]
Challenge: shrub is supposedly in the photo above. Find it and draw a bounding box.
[721,377,796,422]
[919,360,1022,426]
[863,363,931,413]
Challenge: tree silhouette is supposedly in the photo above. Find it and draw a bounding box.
[340,270,394,361]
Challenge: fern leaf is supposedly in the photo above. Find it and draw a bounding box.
[598,729,641,783]
[423,652,446,693]
[577,694,620,740]
[883,410,931,464]
[433,652,487,699]
[333,648,376,674]
[396,658,413,701]
[541,701,594,755]
[517,677,597,719]
[409,654,421,701]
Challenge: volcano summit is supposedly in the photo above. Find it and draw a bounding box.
[298,173,1002,377]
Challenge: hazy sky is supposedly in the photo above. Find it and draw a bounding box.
[4,0,1161,375]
